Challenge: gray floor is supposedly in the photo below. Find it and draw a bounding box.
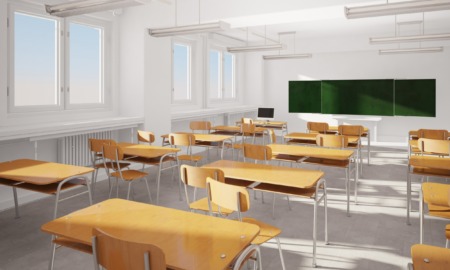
[0,146,449,270]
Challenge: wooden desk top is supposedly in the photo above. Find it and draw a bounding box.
[211,126,266,133]
[411,244,450,270]
[409,155,450,170]
[118,143,180,159]
[204,160,324,189]
[328,126,369,133]
[160,133,233,142]
[236,120,287,129]
[269,144,354,161]
[41,199,259,270]
[0,159,93,185]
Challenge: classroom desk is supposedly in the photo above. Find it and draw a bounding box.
[236,120,288,136]
[406,155,450,225]
[268,143,356,215]
[409,244,450,270]
[203,159,326,267]
[0,159,93,219]
[41,198,260,270]
[118,143,181,204]
[160,133,234,159]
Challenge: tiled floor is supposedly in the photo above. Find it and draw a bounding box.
[0,146,448,270]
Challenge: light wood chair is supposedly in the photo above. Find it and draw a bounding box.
[231,244,262,270]
[137,130,155,145]
[169,133,203,166]
[206,177,286,270]
[307,122,330,134]
[418,138,450,157]
[189,121,211,133]
[89,138,131,196]
[338,125,364,175]
[408,244,450,270]
[102,144,152,202]
[179,164,233,215]
[419,183,450,244]
[92,228,166,270]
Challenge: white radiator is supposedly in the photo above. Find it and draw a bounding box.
[59,131,113,166]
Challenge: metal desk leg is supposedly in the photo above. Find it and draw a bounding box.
[419,188,424,244]
[346,167,350,216]
[12,186,20,219]
[407,165,411,225]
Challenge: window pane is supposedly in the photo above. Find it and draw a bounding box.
[70,23,102,104]
[223,52,234,99]
[14,12,57,106]
[173,44,190,101]
[209,50,221,99]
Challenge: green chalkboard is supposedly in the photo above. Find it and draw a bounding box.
[289,81,321,113]
[394,79,436,117]
[321,80,394,116]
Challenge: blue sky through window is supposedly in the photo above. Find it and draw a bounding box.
[173,43,190,100]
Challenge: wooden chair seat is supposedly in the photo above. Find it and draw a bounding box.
[178,154,203,162]
[189,197,234,215]
[53,237,92,254]
[411,244,450,269]
[253,183,317,198]
[103,161,131,170]
[242,217,282,245]
[111,170,148,181]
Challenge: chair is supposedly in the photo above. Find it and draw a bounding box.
[206,177,286,270]
[338,125,364,175]
[49,237,92,270]
[418,138,450,157]
[190,121,211,133]
[242,117,254,124]
[92,228,166,270]
[89,138,131,196]
[137,130,155,145]
[102,144,152,202]
[419,183,450,243]
[231,244,262,270]
[169,133,203,165]
[408,244,450,270]
[307,122,330,134]
[179,164,233,215]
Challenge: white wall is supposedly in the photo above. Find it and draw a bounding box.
[263,46,450,143]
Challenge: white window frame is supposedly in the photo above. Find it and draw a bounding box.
[7,2,110,113]
[208,44,237,102]
[171,38,195,105]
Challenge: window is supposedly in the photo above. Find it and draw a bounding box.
[8,4,109,113]
[172,43,191,102]
[208,48,235,100]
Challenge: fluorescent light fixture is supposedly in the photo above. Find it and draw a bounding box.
[227,44,285,53]
[45,0,145,17]
[263,53,312,60]
[345,0,450,19]
[148,21,230,37]
[370,33,450,44]
[379,47,443,54]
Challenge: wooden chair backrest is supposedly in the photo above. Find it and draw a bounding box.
[189,121,211,131]
[180,165,225,189]
[92,228,166,270]
[206,177,250,213]
[169,133,195,147]
[137,130,155,145]
[307,122,329,133]
[268,129,277,143]
[422,183,450,207]
[243,144,272,161]
[418,138,450,156]
[338,125,364,136]
[102,144,124,161]
[242,118,253,124]
[316,134,348,148]
[89,138,117,153]
[241,123,256,135]
[418,129,449,140]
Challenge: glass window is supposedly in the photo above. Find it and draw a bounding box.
[209,50,221,99]
[173,43,191,101]
[14,12,58,107]
[223,52,235,99]
[69,22,103,104]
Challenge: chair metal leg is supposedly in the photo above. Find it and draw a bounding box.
[407,165,411,225]
[324,182,328,245]
[276,237,286,270]
[156,163,163,205]
[446,239,448,248]
[287,196,292,210]
[272,193,276,219]
[126,182,132,200]
[144,177,153,203]
[12,187,20,219]
[420,188,424,244]
[48,237,57,270]
[313,197,318,268]
[346,167,350,217]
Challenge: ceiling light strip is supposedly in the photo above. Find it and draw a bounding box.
[148,21,229,37]
[370,33,450,44]
[46,0,144,17]
[227,44,285,53]
[263,54,312,60]
[379,47,444,54]
[345,0,450,19]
